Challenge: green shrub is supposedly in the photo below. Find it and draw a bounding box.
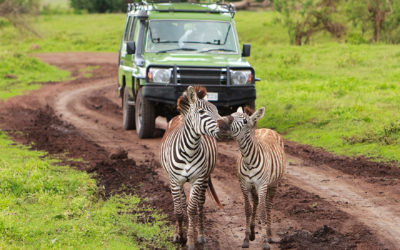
[70,0,129,13]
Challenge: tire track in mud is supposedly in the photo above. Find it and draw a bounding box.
[286,161,400,248]
[1,53,398,249]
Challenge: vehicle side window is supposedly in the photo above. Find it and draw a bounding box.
[128,18,137,42]
[124,17,133,42]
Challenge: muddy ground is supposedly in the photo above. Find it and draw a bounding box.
[1,52,399,249]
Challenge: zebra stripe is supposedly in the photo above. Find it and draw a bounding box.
[160,86,221,249]
[219,106,287,249]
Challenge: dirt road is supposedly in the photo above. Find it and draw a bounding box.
[1,52,399,249]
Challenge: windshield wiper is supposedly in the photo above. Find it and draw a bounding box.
[156,48,197,53]
[199,48,236,53]
[152,38,179,44]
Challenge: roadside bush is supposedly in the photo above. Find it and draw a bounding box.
[40,4,73,15]
[0,0,39,32]
[70,0,129,13]
[345,32,369,44]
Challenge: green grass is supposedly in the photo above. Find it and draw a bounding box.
[0,14,125,52]
[0,13,125,100]
[0,50,69,99]
[0,130,173,249]
[41,0,69,8]
[234,12,400,162]
[253,44,400,162]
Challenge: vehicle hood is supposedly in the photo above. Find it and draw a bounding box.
[143,53,251,68]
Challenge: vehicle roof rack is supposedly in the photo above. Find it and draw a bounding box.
[127,1,236,18]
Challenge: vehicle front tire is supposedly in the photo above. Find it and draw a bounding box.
[122,86,135,130]
[135,89,155,138]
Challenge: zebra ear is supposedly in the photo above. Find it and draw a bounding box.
[187,86,197,104]
[237,106,243,113]
[250,107,265,125]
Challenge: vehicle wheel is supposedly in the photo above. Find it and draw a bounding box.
[135,89,155,138]
[122,86,135,130]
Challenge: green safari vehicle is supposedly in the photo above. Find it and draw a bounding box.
[118,1,258,138]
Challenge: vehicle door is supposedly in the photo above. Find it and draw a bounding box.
[120,15,137,96]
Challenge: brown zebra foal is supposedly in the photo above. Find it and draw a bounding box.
[218,106,287,250]
[160,86,222,249]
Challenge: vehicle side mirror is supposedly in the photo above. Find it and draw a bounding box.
[127,41,136,55]
[242,44,251,57]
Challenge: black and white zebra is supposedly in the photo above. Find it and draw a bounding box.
[160,86,222,249]
[218,106,287,250]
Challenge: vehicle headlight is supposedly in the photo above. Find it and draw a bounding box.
[231,70,252,85]
[148,68,172,84]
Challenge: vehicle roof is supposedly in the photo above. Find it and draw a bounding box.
[129,3,234,21]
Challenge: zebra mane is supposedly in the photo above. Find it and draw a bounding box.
[244,106,254,116]
[177,86,208,115]
[243,106,260,128]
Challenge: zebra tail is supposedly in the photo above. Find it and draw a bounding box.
[208,178,224,210]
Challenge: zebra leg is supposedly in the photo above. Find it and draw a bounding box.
[186,183,202,250]
[171,183,185,244]
[258,187,270,250]
[196,181,208,244]
[266,186,277,243]
[250,187,258,241]
[241,184,252,248]
[180,187,187,222]
[179,187,187,243]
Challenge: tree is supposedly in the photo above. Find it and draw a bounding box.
[274,0,345,45]
[383,1,400,43]
[70,0,130,13]
[346,0,399,43]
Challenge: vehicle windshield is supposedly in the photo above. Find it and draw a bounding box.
[145,20,238,54]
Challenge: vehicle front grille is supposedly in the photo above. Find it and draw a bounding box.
[176,67,227,85]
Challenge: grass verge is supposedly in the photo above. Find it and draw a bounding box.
[0,49,69,99]
[0,130,173,249]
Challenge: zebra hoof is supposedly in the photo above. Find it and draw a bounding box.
[250,225,255,241]
[241,241,249,248]
[187,244,195,250]
[173,235,186,244]
[197,236,206,244]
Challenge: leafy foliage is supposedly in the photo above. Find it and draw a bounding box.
[70,0,130,13]
[346,0,399,42]
[273,0,400,44]
[273,0,345,45]
[0,0,40,33]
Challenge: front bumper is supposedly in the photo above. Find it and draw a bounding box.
[142,84,256,107]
